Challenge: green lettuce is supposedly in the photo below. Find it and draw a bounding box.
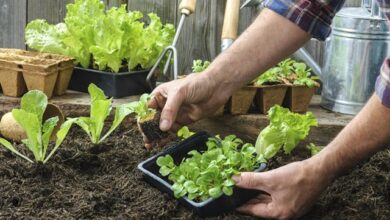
[25,0,175,72]
[255,105,318,159]
[74,84,133,144]
[0,91,75,163]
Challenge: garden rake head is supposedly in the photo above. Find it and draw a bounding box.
[146,0,197,89]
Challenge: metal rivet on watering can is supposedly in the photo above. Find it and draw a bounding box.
[321,1,390,115]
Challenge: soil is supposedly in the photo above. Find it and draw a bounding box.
[0,124,389,219]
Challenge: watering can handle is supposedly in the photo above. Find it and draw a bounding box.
[179,0,197,15]
[222,0,240,40]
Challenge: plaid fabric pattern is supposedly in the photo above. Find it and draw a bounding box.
[264,0,390,108]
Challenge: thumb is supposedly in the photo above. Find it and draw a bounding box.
[159,92,183,131]
[233,172,271,191]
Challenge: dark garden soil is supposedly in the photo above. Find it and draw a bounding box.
[0,123,389,220]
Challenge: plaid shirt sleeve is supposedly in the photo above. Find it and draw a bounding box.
[265,0,390,108]
[375,0,390,107]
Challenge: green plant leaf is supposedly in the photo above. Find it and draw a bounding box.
[44,118,77,163]
[177,126,195,140]
[255,105,318,159]
[100,103,133,142]
[222,186,233,196]
[12,109,43,161]
[0,138,33,163]
[41,116,59,157]
[20,90,48,123]
[209,186,222,198]
[192,59,211,73]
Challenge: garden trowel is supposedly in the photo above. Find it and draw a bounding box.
[221,0,241,51]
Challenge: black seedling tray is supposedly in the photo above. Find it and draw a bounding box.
[68,67,152,98]
[137,132,267,217]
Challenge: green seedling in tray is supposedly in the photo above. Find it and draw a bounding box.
[157,105,318,202]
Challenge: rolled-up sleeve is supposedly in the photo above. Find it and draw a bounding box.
[263,0,345,40]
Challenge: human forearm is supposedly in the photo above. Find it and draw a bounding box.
[203,8,310,97]
[308,95,390,181]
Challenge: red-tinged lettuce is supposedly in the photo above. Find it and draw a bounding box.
[255,105,318,160]
[0,91,75,163]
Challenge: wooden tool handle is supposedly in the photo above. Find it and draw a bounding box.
[179,0,197,15]
[222,0,240,40]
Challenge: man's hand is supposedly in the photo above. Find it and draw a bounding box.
[234,159,333,219]
[149,73,231,132]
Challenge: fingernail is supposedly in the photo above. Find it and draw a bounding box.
[232,175,240,184]
[160,119,170,131]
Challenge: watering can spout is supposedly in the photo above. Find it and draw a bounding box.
[293,48,322,76]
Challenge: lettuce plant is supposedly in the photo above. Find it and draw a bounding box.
[124,94,155,122]
[25,0,175,72]
[292,62,320,88]
[73,84,133,144]
[255,105,318,159]
[0,91,75,163]
[157,135,264,201]
[177,126,195,140]
[192,60,211,73]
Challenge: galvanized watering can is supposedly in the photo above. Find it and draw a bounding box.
[242,0,390,114]
[290,0,389,114]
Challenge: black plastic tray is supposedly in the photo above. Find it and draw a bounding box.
[137,132,267,217]
[68,67,152,98]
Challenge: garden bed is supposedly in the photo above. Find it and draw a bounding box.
[0,123,388,219]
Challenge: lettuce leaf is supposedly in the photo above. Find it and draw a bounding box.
[255,105,318,159]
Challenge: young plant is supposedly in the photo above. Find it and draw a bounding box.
[252,67,284,86]
[73,83,133,144]
[306,143,322,156]
[192,59,211,73]
[0,90,75,163]
[157,135,264,201]
[292,62,320,88]
[177,126,195,140]
[255,105,318,160]
[125,94,169,143]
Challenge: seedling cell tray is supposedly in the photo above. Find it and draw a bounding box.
[138,132,267,217]
[69,67,151,98]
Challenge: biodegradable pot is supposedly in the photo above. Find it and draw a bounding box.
[228,86,257,115]
[0,104,64,142]
[0,61,27,97]
[0,49,74,98]
[283,85,316,113]
[255,85,288,114]
[138,132,266,217]
[69,67,151,98]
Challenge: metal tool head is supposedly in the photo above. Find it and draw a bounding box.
[240,0,262,9]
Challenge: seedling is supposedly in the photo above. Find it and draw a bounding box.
[125,94,169,143]
[0,90,75,163]
[192,60,210,73]
[73,83,133,144]
[157,135,264,201]
[306,143,322,156]
[177,126,195,140]
[292,62,320,88]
